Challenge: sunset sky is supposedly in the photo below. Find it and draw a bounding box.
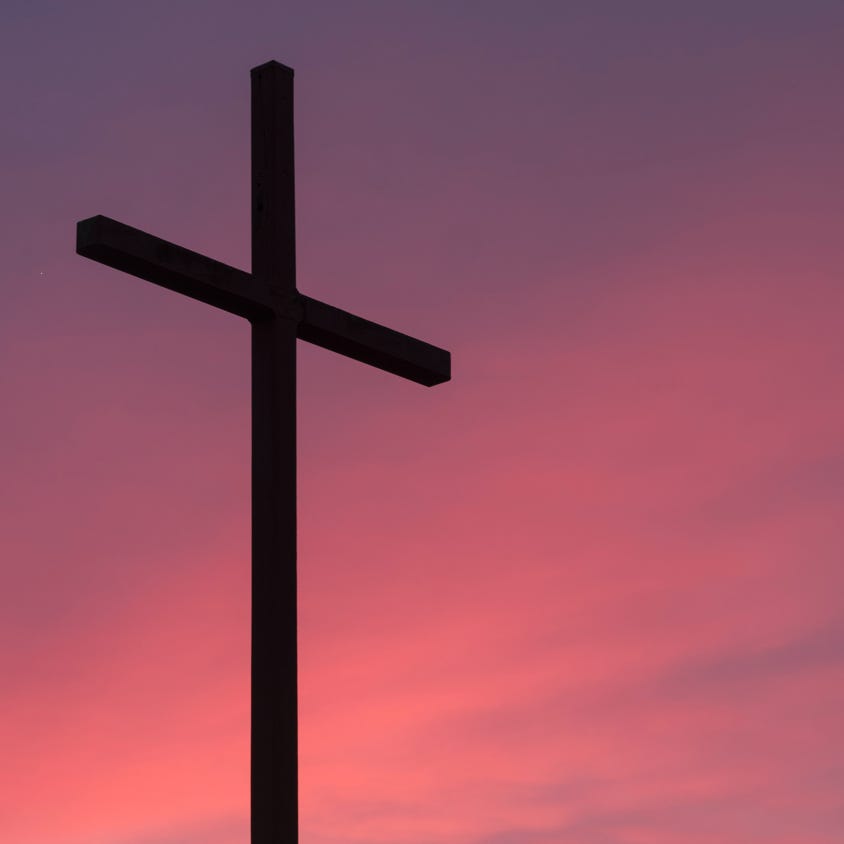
[2,2,844,842]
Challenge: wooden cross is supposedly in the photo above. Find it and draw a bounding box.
[75,60,450,843]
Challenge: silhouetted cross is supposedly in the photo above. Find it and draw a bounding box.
[76,60,450,844]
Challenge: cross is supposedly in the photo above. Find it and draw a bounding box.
[75,60,450,843]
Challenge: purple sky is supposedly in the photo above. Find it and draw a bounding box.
[2,3,844,843]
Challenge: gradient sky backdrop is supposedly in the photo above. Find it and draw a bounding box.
[2,2,844,842]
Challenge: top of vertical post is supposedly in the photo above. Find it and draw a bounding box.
[252,60,295,77]
[251,60,296,299]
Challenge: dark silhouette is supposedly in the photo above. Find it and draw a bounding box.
[76,60,450,844]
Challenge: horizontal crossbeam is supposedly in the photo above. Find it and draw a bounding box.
[300,296,450,386]
[77,216,275,320]
[76,216,451,386]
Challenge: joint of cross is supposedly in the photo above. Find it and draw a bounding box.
[271,290,304,323]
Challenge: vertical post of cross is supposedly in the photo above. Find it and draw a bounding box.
[250,60,299,843]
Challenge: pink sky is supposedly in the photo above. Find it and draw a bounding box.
[2,2,844,842]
